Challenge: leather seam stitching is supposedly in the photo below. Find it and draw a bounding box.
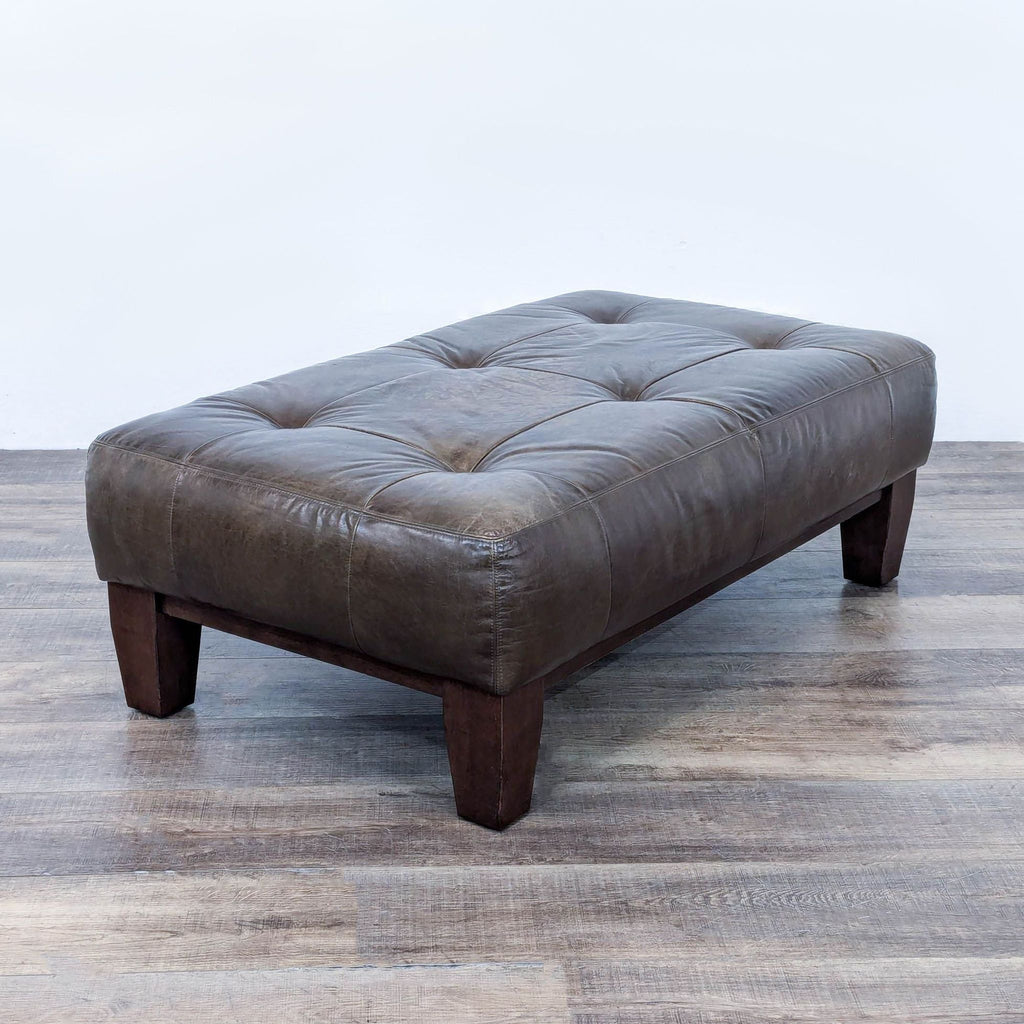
[345,515,366,655]
[91,353,932,544]
[493,353,935,540]
[91,442,492,541]
[884,371,896,486]
[749,428,769,561]
[814,346,896,487]
[344,470,435,655]
[526,464,615,638]
[588,500,615,639]
[496,676,505,814]
[491,539,501,693]
[789,342,897,490]
[166,467,183,587]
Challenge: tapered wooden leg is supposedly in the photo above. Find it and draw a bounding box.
[442,679,544,830]
[841,470,917,587]
[108,583,201,717]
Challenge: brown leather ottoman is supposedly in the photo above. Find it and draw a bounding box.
[86,291,937,828]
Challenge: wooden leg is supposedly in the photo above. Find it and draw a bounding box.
[841,470,917,587]
[442,679,544,830]
[108,583,201,717]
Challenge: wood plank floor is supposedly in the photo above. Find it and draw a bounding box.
[0,442,1022,1023]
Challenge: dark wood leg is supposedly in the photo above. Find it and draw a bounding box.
[841,470,917,587]
[108,583,201,717]
[442,679,544,830]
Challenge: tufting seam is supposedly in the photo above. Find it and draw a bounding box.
[183,428,263,461]
[486,353,936,540]
[236,318,806,432]
[361,469,439,510]
[484,363,622,398]
[541,305,601,321]
[474,321,585,365]
[212,399,289,428]
[614,298,654,323]
[298,368,444,427]
[380,339,459,355]
[771,321,817,347]
[92,441,496,540]
[507,465,591,496]
[647,395,753,422]
[384,341,439,355]
[316,423,457,471]
[467,400,612,473]
[633,348,748,401]
[810,344,882,372]
[91,353,933,544]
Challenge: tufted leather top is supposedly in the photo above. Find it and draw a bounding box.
[86,291,937,694]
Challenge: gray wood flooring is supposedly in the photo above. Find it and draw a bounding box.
[1,442,1022,1022]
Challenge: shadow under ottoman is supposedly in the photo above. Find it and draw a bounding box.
[85,290,937,829]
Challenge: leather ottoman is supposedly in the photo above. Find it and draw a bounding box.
[86,291,937,828]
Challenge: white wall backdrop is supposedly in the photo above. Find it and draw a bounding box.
[2,0,1022,446]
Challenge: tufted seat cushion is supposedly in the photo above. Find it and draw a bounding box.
[86,290,936,694]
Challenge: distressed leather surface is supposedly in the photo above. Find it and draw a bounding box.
[86,290,937,694]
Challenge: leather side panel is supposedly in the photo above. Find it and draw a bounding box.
[754,376,893,556]
[887,357,938,482]
[348,518,496,686]
[592,432,764,639]
[86,443,180,594]
[169,471,361,648]
[491,506,611,694]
